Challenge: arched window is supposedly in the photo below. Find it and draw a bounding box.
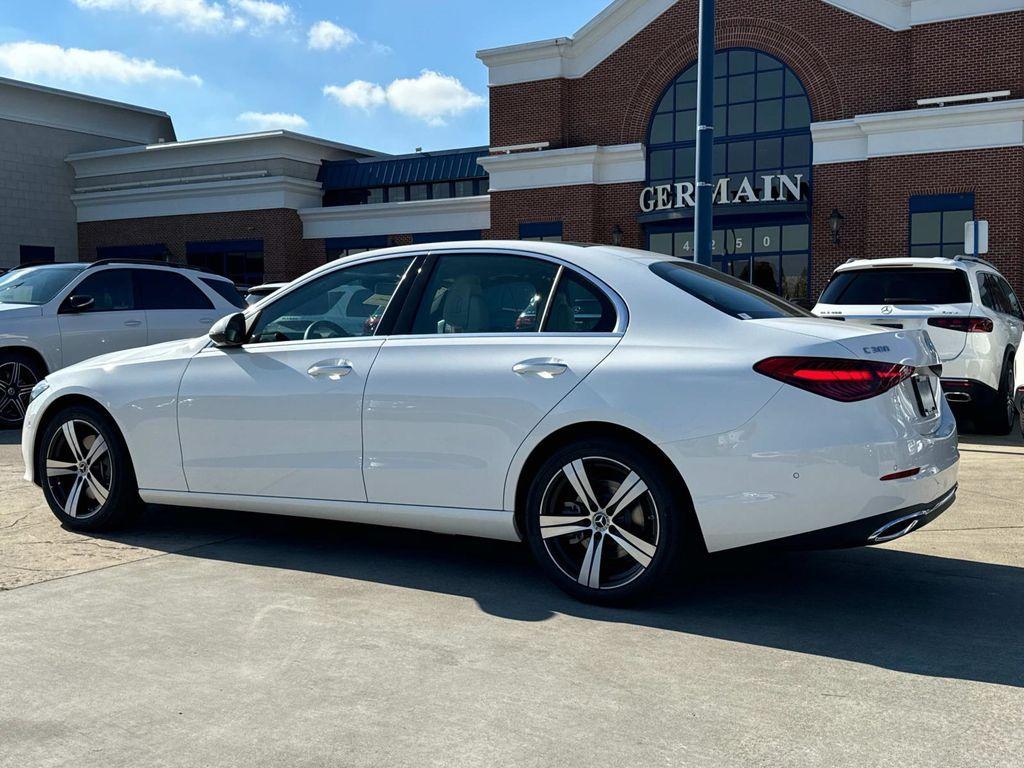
[645,49,812,301]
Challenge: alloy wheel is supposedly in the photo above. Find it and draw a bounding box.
[45,419,113,520]
[0,361,37,424]
[539,457,660,590]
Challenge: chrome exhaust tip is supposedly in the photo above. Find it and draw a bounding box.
[944,392,971,403]
[868,511,929,544]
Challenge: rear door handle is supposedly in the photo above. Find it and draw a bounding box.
[123,320,143,327]
[513,358,568,378]
[199,317,215,324]
[307,360,353,379]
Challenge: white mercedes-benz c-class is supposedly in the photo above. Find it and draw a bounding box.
[22,242,959,603]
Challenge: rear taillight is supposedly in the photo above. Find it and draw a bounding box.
[927,316,993,333]
[754,357,914,402]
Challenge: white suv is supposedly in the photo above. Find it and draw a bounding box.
[814,256,1023,434]
[0,260,245,427]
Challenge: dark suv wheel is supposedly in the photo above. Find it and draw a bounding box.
[523,439,693,605]
[979,357,1016,436]
[0,352,43,429]
[37,404,142,531]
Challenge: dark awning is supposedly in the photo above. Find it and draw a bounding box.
[319,146,489,190]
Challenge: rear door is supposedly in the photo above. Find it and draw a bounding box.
[361,251,622,510]
[136,269,219,344]
[57,268,148,366]
[815,265,973,361]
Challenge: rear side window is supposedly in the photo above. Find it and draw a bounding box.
[409,254,559,334]
[544,271,617,332]
[650,261,811,320]
[995,275,1023,319]
[135,270,214,310]
[820,268,971,305]
[201,277,247,309]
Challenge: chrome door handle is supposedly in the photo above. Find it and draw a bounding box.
[307,360,353,379]
[199,317,215,324]
[123,320,142,327]
[513,358,568,378]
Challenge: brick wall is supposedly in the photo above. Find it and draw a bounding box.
[78,209,326,283]
[491,2,1024,149]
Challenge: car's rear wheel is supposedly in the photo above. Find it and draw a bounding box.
[38,404,141,531]
[979,357,1015,436]
[0,352,43,429]
[524,440,690,605]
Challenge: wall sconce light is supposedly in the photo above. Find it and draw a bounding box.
[611,224,624,247]
[829,208,845,245]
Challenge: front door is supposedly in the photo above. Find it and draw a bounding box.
[362,252,622,510]
[177,256,414,501]
[57,268,148,367]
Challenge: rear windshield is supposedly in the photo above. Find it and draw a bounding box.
[201,278,247,309]
[650,261,812,320]
[820,268,971,305]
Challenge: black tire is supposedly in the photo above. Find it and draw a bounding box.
[523,439,692,605]
[37,404,141,532]
[0,351,44,429]
[979,356,1016,436]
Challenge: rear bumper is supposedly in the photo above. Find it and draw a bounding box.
[941,377,997,406]
[755,485,956,550]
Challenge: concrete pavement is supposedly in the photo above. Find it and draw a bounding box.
[1,428,1022,767]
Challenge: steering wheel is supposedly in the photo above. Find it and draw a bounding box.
[303,319,348,340]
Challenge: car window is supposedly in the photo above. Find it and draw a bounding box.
[650,260,811,319]
[64,269,135,312]
[136,270,214,310]
[819,268,971,305]
[0,266,84,305]
[977,274,999,311]
[201,277,247,309]
[995,275,1023,319]
[249,257,413,344]
[409,254,559,335]
[543,270,617,333]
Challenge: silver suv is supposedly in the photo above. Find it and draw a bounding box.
[0,259,245,427]
[813,256,1023,434]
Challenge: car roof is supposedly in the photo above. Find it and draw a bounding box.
[832,256,994,273]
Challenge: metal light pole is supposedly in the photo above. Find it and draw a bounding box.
[693,0,716,266]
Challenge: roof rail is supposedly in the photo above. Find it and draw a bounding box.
[87,257,213,274]
[7,260,85,271]
[953,254,997,270]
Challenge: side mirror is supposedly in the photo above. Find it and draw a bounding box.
[209,313,248,347]
[65,295,95,313]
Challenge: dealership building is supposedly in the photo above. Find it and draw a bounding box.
[3,0,1023,300]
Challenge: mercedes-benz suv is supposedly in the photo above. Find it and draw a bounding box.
[814,256,1022,434]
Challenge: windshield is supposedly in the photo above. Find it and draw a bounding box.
[820,268,971,305]
[0,266,84,305]
[650,261,813,320]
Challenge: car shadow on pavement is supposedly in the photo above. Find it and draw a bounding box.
[90,503,1024,690]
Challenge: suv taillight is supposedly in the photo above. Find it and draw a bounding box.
[927,316,993,333]
[754,357,913,402]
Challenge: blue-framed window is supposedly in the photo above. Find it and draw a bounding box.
[647,49,812,200]
[326,235,389,260]
[411,230,482,244]
[333,178,490,207]
[19,245,55,265]
[519,222,563,242]
[96,244,170,261]
[909,194,975,258]
[186,239,263,287]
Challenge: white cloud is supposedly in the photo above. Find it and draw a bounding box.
[71,0,293,33]
[237,111,308,130]
[0,41,202,85]
[307,20,357,51]
[324,70,484,126]
[323,81,385,112]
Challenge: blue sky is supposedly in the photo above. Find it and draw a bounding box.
[0,0,609,154]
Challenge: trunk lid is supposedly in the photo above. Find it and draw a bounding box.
[813,302,971,361]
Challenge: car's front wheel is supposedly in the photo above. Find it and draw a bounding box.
[524,439,691,604]
[38,404,141,531]
[0,352,43,429]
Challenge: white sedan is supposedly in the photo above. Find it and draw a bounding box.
[22,242,960,603]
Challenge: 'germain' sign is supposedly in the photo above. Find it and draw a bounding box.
[640,173,805,213]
